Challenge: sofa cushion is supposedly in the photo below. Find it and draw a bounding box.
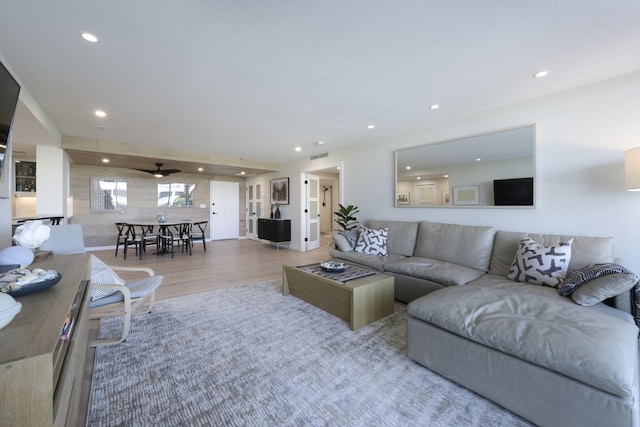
[558,262,637,296]
[507,237,573,287]
[384,257,486,286]
[354,226,388,256]
[571,274,637,306]
[368,220,419,257]
[408,279,639,398]
[332,232,354,252]
[328,250,407,271]
[490,230,614,276]
[414,222,496,271]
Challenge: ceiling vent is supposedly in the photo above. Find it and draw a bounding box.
[310,152,329,160]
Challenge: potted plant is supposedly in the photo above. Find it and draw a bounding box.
[334,204,359,232]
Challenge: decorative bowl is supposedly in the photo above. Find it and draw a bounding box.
[320,261,347,273]
[3,273,62,297]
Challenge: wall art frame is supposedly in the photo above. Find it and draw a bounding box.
[452,185,479,206]
[270,177,290,205]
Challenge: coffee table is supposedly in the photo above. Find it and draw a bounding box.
[282,263,394,330]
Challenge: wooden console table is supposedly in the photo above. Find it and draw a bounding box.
[0,254,91,427]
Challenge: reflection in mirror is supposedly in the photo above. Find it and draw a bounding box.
[91,177,127,213]
[157,182,195,207]
[395,125,535,208]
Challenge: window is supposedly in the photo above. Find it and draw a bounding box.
[91,177,127,212]
[157,183,195,207]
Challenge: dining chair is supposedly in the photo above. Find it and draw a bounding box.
[114,222,131,257]
[124,224,160,260]
[187,220,208,254]
[160,222,190,258]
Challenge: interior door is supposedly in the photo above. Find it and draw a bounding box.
[246,178,263,241]
[210,180,239,240]
[305,173,320,250]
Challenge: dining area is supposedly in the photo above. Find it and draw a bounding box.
[115,217,208,260]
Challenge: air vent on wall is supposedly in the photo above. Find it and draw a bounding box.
[310,152,329,160]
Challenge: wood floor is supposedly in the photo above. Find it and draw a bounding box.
[79,236,333,425]
[93,235,334,300]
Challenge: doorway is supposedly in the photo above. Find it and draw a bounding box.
[246,177,265,241]
[210,180,239,240]
[300,163,342,251]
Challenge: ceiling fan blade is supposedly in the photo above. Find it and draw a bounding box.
[162,169,182,175]
[136,169,159,174]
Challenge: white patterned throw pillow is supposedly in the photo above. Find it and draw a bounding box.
[507,237,573,287]
[89,255,126,300]
[354,226,388,256]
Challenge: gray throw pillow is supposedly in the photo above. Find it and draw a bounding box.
[571,274,637,306]
[342,229,359,247]
[332,233,354,252]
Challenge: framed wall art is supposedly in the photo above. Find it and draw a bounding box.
[396,192,410,205]
[270,177,290,205]
[452,185,479,206]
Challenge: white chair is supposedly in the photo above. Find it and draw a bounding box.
[88,255,163,347]
[37,224,163,347]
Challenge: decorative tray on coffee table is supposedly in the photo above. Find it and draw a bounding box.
[320,261,347,273]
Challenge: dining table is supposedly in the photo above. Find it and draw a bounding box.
[122,220,193,258]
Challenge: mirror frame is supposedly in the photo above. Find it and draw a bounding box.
[394,124,536,208]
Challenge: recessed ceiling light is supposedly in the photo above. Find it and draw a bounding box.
[295,147,302,152]
[336,166,341,170]
[476,158,481,162]
[315,141,325,145]
[197,167,203,172]
[533,70,549,78]
[81,32,99,43]
[95,110,106,118]
[416,177,421,180]
[444,174,449,178]
[367,124,375,129]
[429,104,440,110]
[240,171,246,175]
[406,166,411,170]
[102,158,109,163]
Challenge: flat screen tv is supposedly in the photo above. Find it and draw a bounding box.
[0,60,21,183]
[493,177,534,206]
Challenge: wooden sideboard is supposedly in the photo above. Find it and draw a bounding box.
[0,254,91,427]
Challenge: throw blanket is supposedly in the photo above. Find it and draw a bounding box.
[558,263,640,327]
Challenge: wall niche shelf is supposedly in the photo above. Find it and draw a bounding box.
[14,160,36,193]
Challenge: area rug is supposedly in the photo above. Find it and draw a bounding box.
[88,281,532,426]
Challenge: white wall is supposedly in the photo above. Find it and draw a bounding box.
[281,72,640,274]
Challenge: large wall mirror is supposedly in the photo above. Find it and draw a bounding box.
[395,124,535,208]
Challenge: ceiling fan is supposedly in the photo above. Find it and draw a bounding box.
[137,162,182,177]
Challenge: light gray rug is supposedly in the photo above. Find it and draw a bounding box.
[88,281,532,426]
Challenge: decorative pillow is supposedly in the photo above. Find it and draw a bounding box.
[354,226,388,256]
[342,229,360,248]
[89,255,126,301]
[558,262,637,296]
[507,237,573,287]
[570,274,638,306]
[332,233,354,252]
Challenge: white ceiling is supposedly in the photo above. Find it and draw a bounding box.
[2,1,640,173]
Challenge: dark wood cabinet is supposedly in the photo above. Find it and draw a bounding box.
[258,219,291,248]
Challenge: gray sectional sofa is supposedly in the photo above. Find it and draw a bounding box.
[329,219,639,427]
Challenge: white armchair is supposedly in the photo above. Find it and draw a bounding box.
[89,255,163,347]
